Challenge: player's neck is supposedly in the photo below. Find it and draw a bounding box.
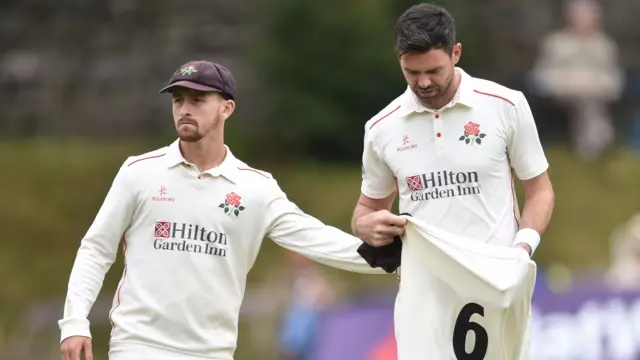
[179,135,227,172]
[420,71,462,110]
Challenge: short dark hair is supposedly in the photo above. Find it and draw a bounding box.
[394,3,457,56]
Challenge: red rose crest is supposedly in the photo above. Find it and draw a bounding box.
[218,192,245,216]
[459,121,486,146]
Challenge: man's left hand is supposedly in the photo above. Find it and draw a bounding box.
[516,243,532,256]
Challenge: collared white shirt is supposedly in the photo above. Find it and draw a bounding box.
[59,139,383,360]
[361,68,549,246]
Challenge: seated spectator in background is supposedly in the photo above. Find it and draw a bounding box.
[532,0,624,162]
[278,252,342,360]
[605,213,640,291]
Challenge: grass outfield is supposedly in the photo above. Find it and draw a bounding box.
[0,139,638,359]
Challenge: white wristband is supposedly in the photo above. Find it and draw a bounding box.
[513,228,541,256]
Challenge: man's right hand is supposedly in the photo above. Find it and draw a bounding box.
[354,210,407,247]
[61,336,93,360]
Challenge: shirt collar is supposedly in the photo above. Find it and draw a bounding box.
[165,139,240,183]
[451,68,475,108]
[397,67,475,118]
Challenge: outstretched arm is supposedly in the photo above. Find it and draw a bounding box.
[265,183,387,275]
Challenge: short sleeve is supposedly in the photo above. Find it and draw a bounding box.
[507,92,549,180]
[361,124,396,199]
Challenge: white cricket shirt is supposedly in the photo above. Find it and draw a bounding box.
[362,68,549,246]
[397,216,536,360]
[58,139,384,360]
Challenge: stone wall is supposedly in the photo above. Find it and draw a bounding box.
[0,0,259,137]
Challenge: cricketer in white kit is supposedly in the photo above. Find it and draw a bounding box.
[351,4,554,360]
[59,60,385,360]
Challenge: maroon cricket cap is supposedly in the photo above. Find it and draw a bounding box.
[159,60,236,100]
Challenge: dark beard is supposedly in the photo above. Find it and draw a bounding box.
[176,116,219,142]
[179,133,204,142]
[414,72,455,108]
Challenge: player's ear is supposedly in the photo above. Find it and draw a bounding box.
[220,99,235,120]
[452,43,462,65]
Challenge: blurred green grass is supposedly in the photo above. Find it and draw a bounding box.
[0,140,638,359]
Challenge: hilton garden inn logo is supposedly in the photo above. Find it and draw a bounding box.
[154,221,227,257]
[406,170,481,201]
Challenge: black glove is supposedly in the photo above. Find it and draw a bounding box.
[357,236,403,273]
[356,213,411,274]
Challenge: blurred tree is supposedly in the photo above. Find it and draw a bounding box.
[254,0,482,163]
[255,0,406,163]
